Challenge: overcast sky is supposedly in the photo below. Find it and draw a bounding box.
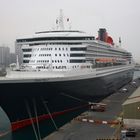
[0,0,140,62]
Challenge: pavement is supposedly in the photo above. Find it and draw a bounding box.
[43,78,140,140]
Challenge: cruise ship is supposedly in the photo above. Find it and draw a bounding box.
[1,29,134,98]
[0,12,134,134]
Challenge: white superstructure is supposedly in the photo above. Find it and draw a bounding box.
[15,29,133,73]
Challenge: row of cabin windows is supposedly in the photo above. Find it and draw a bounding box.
[72,65,91,69]
[52,60,63,63]
[17,37,94,42]
[55,54,69,57]
[37,66,67,69]
[41,48,52,51]
[35,60,69,63]
[70,59,86,63]
[86,53,123,58]
[53,66,67,69]
[23,47,86,52]
[23,60,69,63]
[27,43,82,46]
[86,52,121,58]
[24,54,31,57]
[22,47,69,52]
[26,52,125,59]
[41,48,68,51]
[72,65,80,68]
[70,47,87,51]
[87,48,126,57]
[37,60,49,63]
[37,60,63,63]
[23,60,30,63]
[55,48,68,51]
[39,54,51,56]
[70,53,85,57]
[22,49,32,52]
[38,54,69,57]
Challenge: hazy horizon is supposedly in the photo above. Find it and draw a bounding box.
[0,0,140,62]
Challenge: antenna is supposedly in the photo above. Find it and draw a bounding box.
[119,37,121,47]
[55,10,71,30]
[56,9,64,30]
[67,18,71,30]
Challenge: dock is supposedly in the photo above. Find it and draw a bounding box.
[43,78,140,140]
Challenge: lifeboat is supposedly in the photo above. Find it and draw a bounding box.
[95,58,114,63]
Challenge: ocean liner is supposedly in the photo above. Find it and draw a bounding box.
[0,11,134,134]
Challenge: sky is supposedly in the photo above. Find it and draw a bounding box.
[0,0,140,62]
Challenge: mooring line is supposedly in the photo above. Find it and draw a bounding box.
[41,97,58,131]
[60,92,88,103]
[33,98,41,140]
[25,100,39,140]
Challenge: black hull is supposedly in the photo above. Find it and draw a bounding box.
[50,70,134,99]
[0,69,134,122]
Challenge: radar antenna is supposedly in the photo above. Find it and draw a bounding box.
[119,37,121,47]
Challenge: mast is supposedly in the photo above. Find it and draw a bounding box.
[59,9,64,30]
[56,9,64,30]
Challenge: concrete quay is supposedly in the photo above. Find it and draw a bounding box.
[43,78,140,140]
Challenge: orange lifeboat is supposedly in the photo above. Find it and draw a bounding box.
[95,58,114,63]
